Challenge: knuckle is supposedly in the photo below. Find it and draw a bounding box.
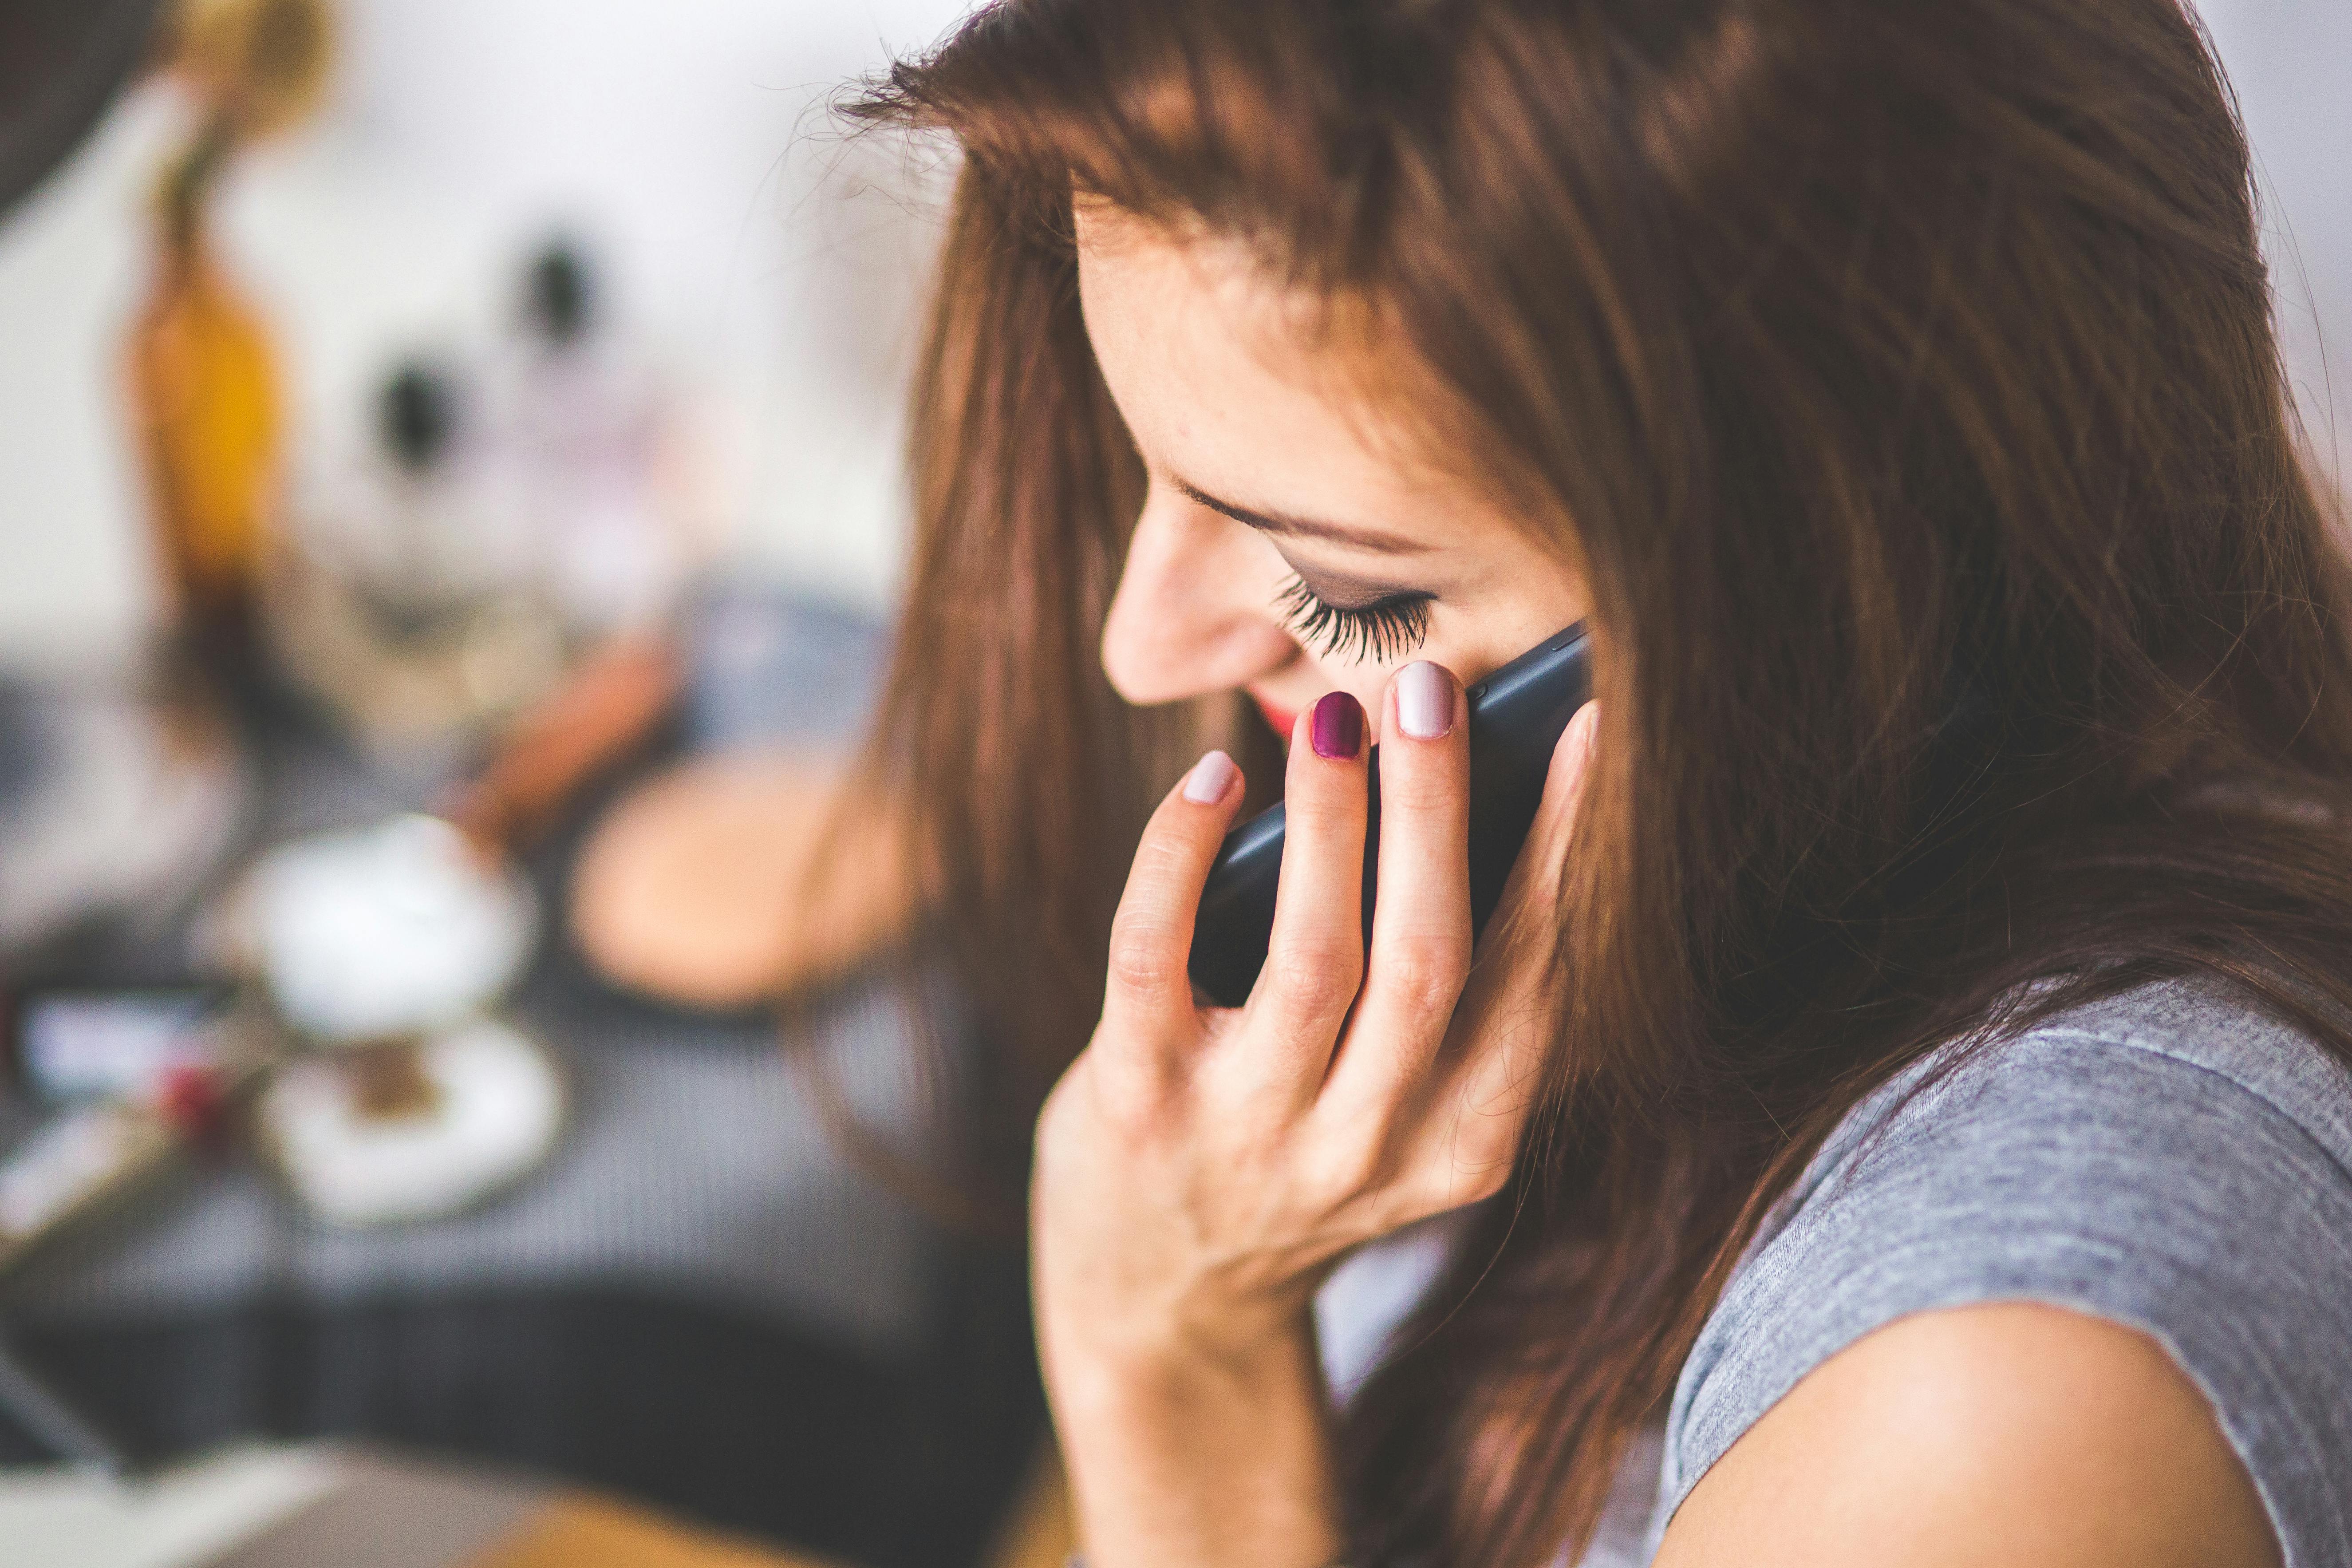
[1377,764,1464,818]
[1091,1065,1173,1140]
[1263,943,1363,1019]
[1302,1137,1386,1208]
[1036,1070,1095,1150]
[1378,937,1472,1016]
[1409,1127,1515,1210]
[1130,829,1198,885]
[1283,792,1365,840]
[1443,1157,1513,1208]
[1458,1161,1515,1213]
[1106,917,1184,994]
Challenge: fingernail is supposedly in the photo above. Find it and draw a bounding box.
[1182,749,1239,804]
[1310,691,1364,760]
[1395,660,1452,740]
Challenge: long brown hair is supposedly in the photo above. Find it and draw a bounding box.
[847,0,2352,1560]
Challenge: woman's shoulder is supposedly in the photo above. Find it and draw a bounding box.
[2011,972,2352,1165]
[1656,973,2352,1565]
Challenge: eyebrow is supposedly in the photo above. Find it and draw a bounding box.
[1171,475,1430,556]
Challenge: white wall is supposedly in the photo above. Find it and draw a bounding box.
[0,1,2344,674]
[2196,0,2352,495]
[0,0,976,673]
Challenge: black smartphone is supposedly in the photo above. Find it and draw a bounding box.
[1188,623,1593,1006]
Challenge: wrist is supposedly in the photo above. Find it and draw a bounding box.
[1046,1324,1346,1568]
[1049,1310,1320,1428]
[1042,1292,1322,1407]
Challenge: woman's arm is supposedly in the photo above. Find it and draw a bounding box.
[1034,666,1599,1567]
[1045,1319,1342,1567]
[1656,1302,2280,1568]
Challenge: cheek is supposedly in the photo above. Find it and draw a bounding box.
[1427,573,1590,685]
[1290,653,1393,719]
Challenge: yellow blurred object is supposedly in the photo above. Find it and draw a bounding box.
[465,1494,847,1568]
[984,1443,1077,1568]
[462,1459,1067,1568]
[169,0,334,140]
[127,0,330,661]
[129,196,281,647]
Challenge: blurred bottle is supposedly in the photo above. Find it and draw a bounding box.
[351,361,531,613]
[267,357,566,759]
[128,129,281,672]
[493,237,693,640]
[126,0,332,680]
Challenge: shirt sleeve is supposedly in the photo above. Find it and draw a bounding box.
[1657,1017,2352,1568]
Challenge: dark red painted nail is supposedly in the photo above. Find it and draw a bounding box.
[1310,691,1364,760]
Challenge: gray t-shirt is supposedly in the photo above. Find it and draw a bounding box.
[1314,975,2352,1566]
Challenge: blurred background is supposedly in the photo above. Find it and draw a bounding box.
[0,2,2342,1567]
[1,0,963,667]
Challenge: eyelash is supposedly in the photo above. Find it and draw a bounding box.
[1275,574,1435,664]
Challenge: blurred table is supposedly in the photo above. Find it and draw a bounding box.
[0,588,1044,1568]
[1,1442,843,1568]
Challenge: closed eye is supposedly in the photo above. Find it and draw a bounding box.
[1275,574,1434,664]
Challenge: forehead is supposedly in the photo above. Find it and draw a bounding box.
[1074,199,1350,408]
[1073,200,1462,529]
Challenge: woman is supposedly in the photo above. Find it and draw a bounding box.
[848,0,2352,1563]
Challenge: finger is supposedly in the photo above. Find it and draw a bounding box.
[1251,691,1372,1069]
[1482,699,1600,960]
[1327,661,1473,1108]
[1100,749,1246,1039]
[1417,701,1602,1198]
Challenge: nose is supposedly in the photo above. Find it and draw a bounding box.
[1100,487,1296,707]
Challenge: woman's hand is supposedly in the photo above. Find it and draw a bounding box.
[1034,659,1600,1567]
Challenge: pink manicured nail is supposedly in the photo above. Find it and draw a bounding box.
[1310,691,1364,759]
[1182,749,1239,804]
[1395,660,1452,739]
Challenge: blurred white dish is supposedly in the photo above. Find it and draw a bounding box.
[257,1016,564,1227]
[251,814,535,1044]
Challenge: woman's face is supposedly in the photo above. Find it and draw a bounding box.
[1077,201,1589,737]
